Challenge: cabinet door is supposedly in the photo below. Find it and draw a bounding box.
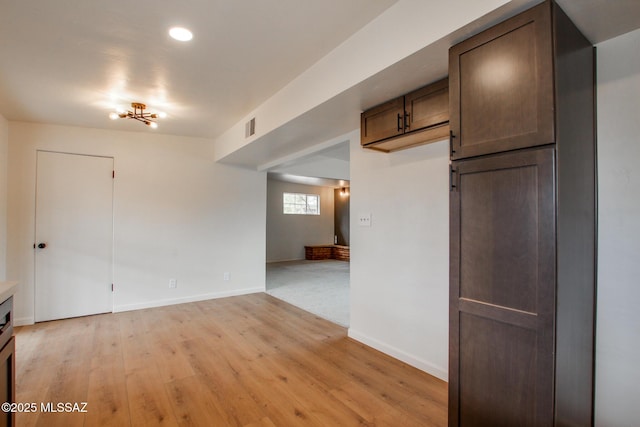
[0,337,15,427]
[449,147,556,427]
[449,2,554,160]
[404,78,449,133]
[360,97,404,145]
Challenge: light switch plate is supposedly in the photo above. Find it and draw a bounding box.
[359,213,371,227]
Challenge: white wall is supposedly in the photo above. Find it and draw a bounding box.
[594,28,640,427]
[7,122,266,324]
[266,179,334,262]
[0,114,7,280]
[270,156,350,182]
[349,137,450,381]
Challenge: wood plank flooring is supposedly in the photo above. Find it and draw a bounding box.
[14,293,447,426]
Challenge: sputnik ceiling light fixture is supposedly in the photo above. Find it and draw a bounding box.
[109,102,166,128]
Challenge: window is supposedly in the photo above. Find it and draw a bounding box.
[283,192,320,215]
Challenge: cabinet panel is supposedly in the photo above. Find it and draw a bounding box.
[459,313,540,427]
[449,2,554,159]
[459,163,539,313]
[0,337,15,427]
[405,78,449,132]
[360,97,404,145]
[460,24,537,144]
[450,147,556,427]
[0,297,12,351]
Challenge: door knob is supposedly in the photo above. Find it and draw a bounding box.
[37,243,47,249]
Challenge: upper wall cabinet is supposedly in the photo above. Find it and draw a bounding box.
[361,78,449,153]
[360,97,405,145]
[449,4,554,160]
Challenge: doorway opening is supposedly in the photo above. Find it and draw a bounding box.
[264,144,350,326]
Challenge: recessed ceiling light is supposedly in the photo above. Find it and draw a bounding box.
[169,27,193,42]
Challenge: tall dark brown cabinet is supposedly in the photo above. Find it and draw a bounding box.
[448,1,596,426]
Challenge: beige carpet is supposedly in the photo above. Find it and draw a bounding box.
[266,259,349,327]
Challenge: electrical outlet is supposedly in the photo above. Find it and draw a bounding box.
[169,278,177,288]
[223,272,230,281]
[359,213,371,227]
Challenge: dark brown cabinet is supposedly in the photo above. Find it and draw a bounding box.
[360,97,404,145]
[0,338,15,427]
[449,1,596,426]
[450,148,556,427]
[0,296,14,427]
[449,2,554,160]
[361,78,449,152]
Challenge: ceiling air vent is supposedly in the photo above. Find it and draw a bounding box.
[245,117,256,138]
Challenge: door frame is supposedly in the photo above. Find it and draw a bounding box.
[33,149,115,321]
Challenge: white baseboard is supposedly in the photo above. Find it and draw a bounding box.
[347,328,448,382]
[113,287,264,313]
[14,316,35,326]
[14,288,264,325]
[266,258,305,263]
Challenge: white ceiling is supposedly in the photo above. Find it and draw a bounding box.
[1,0,639,177]
[558,0,640,43]
[0,0,396,138]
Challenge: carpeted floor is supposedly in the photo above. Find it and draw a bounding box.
[266,259,350,327]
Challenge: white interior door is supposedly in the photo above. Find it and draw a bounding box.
[35,151,114,322]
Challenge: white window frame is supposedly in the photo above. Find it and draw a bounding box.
[283,192,320,215]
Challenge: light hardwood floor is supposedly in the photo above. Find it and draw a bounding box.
[15,293,447,426]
